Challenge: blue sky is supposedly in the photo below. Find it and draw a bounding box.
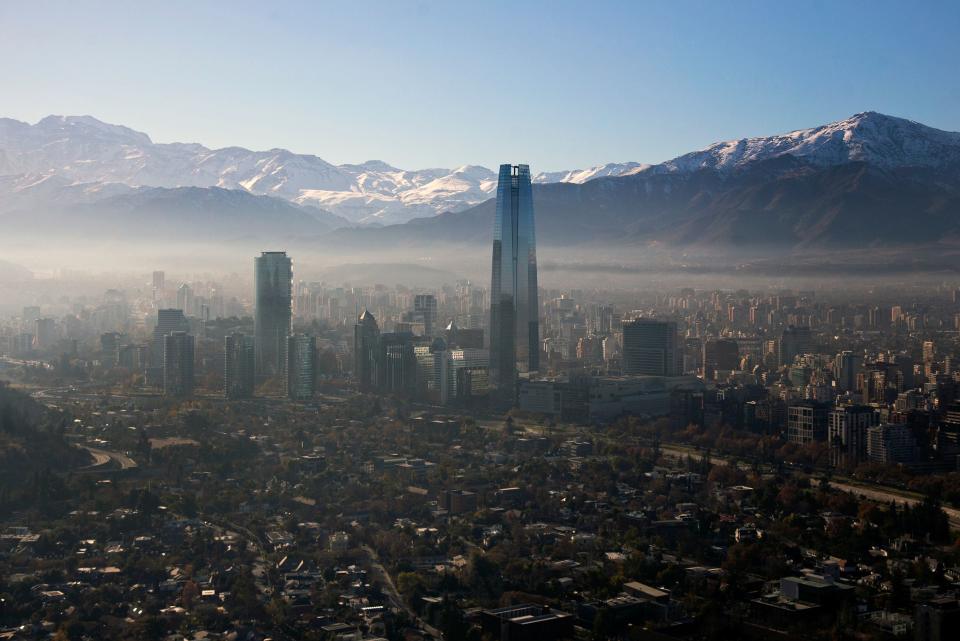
[2,0,958,171]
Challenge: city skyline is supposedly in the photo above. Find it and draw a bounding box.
[4,5,960,640]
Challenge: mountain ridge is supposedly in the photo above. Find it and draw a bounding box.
[0,114,644,224]
[2,111,959,251]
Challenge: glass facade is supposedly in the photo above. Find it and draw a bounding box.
[254,251,293,377]
[490,164,539,401]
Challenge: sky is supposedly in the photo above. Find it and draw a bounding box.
[1,0,959,171]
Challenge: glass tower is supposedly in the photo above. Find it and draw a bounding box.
[254,251,293,377]
[489,164,539,402]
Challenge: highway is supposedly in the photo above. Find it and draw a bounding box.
[658,443,960,529]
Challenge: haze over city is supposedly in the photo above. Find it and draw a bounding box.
[3,3,960,641]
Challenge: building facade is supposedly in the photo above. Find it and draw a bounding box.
[622,319,679,376]
[224,333,256,399]
[163,331,195,398]
[827,405,876,467]
[254,251,293,377]
[354,309,380,391]
[286,334,317,401]
[489,163,539,404]
[787,402,830,444]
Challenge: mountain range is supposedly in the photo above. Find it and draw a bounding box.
[0,115,641,225]
[1,111,959,251]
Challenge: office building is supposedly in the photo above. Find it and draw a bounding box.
[379,332,417,396]
[787,402,830,444]
[163,331,195,398]
[224,333,256,399]
[152,270,165,291]
[286,334,317,401]
[254,251,293,377]
[622,318,679,376]
[151,308,189,370]
[413,293,438,337]
[354,309,381,391]
[489,163,539,403]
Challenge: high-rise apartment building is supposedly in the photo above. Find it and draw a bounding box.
[780,326,813,366]
[254,251,293,377]
[828,405,877,467]
[224,333,256,399]
[163,331,195,398]
[286,334,317,401]
[833,350,863,392]
[622,318,679,376]
[867,423,916,464]
[489,163,539,403]
[33,318,56,350]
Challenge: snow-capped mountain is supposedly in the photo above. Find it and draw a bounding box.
[0,115,641,224]
[533,162,651,184]
[337,112,960,250]
[652,111,960,174]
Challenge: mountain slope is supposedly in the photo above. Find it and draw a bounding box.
[0,116,642,224]
[1,185,349,243]
[334,112,960,250]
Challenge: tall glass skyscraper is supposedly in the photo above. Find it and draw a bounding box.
[489,164,539,402]
[254,251,293,377]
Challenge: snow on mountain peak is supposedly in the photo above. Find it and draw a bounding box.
[657,112,960,173]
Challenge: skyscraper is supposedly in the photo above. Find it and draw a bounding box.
[489,163,539,403]
[414,293,438,337]
[286,334,317,401]
[354,309,380,391]
[163,331,195,398]
[224,333,256,399]
[622,318,679,376]
[254,251,293,377]
[151,308,189,379]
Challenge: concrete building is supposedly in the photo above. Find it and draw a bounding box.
[828,405,877,467]
[224,333,255,399]
[163,331,195,398]
[867,423,916,464]
[622,318,679,376]
[787,402,830,444]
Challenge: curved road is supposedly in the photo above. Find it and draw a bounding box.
[77,444,138,470]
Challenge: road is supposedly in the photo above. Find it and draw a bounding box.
[658,442,960,529]
[827,480,960,529]
[77,444,138,470]
[362,544,442,639]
